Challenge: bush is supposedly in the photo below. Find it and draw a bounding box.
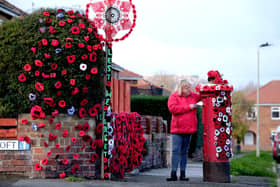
[0,9,105,118]
[131,95,171,131]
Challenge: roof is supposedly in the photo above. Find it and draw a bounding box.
[119,69,143,80]
[112,62,125,72]
[247,80,280,103]
[0,0,27,17]
[130,79,172,93]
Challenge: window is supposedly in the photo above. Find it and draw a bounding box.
[246,107,257,120]
[271,107,280,120]
[244,131,255,145]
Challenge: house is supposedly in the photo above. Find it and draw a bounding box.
[119,69,171,96]
[243,80,280,150]
[0,0,27,24]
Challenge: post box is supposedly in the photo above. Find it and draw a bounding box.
[196,71,233,183]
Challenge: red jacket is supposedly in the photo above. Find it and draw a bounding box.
[168,91,200,134]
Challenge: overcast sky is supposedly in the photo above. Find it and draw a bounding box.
[8,0,280,90]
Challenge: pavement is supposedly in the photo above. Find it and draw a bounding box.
[0,161,274,187]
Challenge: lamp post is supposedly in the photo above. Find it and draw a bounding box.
[256,42,272,157]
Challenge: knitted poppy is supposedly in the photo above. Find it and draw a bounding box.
[75,124,82,130]
[67,19,73,24]
[48,132,57,141]
[42,72,50,79]
[82,87,88,93]
[42,39,48,46]
[44,98,54,106]
[107,81,112,87]
[78,43,85,48]
[62,129,68,137]
[70,79,75,86]
[89,51,97,62]
[65,145,71,152]
[56,144,60,149]
[104,173,109,179]
[82,135,92,142]
[58,20,66,26]
[79,130,85,137]
[85,74,91,80]
[18,73,26,82]
[50,73,56,78]
[83,122,90,131]
[35,59,43,67]
[84,36,90,42]
[18,136,24,141]
[42,158,48,165]
[24,136,31,144]
[62,158,68,165]
[72,87,79,95]
[90,68,98,74]
[38,122,45,128]
[59,172,66,178]
[44,53,51,59]
[81,144,86,150]
[91,141,97,150]
[81,54,88,60]
[58,100,66,108]
[91,153,98,162]
[72,137,77,143]
[103,158,108,163]
[67,55,76,64]
[44,142,48,147]
[43,12,50,16]
[52,110,59,117]
[34,163,42,171]
[65,42,72,48]
[72,164,79,174]
[21,118,28,125]
[50,63,57,70]
[45,17,52,23]
[61,69,67,75]
[79,108,87,118]
[35,71,40,77]
[71,26,80,35]
[46,151,52,157]
[95,123,103,135]
[24,64,31,71]
[88,28,93,33]
[79,23,85,29]
[80,99,88,106]
[88,107,97,117]
[80,63,87,71]
[51,39,59,46]
[55,123,62,129]
[67,10,74,15]
[48,117,53,124]
[55,81,62,89]
[31,47,36,54]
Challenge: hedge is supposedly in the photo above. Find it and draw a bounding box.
[0,9,105,118]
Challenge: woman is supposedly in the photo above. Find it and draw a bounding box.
[167,80,200,181]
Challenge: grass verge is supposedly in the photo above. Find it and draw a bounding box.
[66,176,86,182]
[230,151,277,186]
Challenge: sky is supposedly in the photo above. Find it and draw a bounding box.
[7,0,280,90]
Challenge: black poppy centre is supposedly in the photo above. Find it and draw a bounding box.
[105,7,121,24]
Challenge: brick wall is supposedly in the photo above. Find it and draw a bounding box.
[0,114,168,178]
[242,106,280,151]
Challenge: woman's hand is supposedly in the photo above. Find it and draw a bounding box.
[189,104,198,110]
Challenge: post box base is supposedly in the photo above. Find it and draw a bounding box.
[203,161,230,183]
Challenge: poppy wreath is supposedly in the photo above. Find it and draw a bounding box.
[109,112,145,178]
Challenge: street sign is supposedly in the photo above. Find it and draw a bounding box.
[0,140,30,151]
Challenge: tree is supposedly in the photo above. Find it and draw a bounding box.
[232,91,253,146]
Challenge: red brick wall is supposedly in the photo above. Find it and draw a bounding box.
[242,106,280,151]
[111,78,130,113]
[0,115,167,178]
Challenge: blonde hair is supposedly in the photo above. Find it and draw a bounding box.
[175,79,191,95]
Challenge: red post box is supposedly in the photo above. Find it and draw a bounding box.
[196,71,233,183]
